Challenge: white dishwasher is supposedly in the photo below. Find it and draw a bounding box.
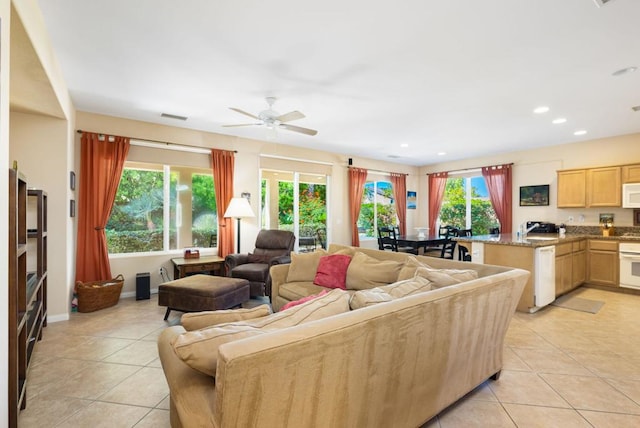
[532,245,556,312]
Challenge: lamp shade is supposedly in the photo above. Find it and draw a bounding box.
[224,197,255,219]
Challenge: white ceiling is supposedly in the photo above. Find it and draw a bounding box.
[36,0,640,166]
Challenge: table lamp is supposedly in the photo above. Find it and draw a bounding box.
[224,197,255,253]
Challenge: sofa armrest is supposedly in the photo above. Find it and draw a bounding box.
[224,253,250,275]
[269,264,291,307]
[158,326,217,427]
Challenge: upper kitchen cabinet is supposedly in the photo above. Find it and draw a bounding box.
[622,164,640,183]
[587,166,621,207]
[557,169,586,207]
[557,166,622,208]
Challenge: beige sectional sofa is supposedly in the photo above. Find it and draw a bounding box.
[158,244,528,428]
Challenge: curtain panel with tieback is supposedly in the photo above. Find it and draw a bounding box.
[211,149,235,259]
[390,173,407,236]
[348,167,368,247]
[427,172,448,232]
[482,163,513,234]
[75,132,130,283]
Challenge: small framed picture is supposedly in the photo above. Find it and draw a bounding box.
[70,171,76,191]
[70,199,75,217]
[519,185,549,206]
[407,191,417,209]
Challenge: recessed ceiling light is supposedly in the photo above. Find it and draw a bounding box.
[400,143,409,148]
[612,66,637,77]
[574,130,587,136]
[437,152,446,156]
[533,106,550,114]
[552,118,567,124]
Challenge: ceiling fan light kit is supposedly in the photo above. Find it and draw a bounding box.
[223,97,318,136]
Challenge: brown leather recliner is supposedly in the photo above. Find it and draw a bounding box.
[224,229,296,299]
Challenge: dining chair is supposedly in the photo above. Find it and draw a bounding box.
[439,239,457,259]
[457,228,472,261]
[392,226,417,254]
[458,228,472,237]
[377,227,397,252]
[489,227,500,235]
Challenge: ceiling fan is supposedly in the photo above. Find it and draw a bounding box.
[223,97,318,136]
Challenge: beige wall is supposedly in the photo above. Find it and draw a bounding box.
[1,0,11,418]
[419,133,640,231]
[76,111,422,296]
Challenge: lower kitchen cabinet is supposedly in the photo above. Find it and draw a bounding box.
[587,240,618,287]
[555,243,573,296]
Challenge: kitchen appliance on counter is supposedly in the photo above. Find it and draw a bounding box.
[619,242,640,290]
[526,221,557,234]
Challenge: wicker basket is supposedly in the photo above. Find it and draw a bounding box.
[76,274,124,313]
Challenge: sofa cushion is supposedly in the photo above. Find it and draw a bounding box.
[397,256,429,281]
[286,249,328,283]
[349,276,433,309]
[180,305,272,331]
[281,289,329,311]
[313,254,352,289]
[414,266,478,287]
[279,281,329,302]
[172,289,350,377]
[346,251,404,290]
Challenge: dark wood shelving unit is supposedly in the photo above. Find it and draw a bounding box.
[8,170,47,427]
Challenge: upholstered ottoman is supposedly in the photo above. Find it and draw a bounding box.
[158,275,250,320]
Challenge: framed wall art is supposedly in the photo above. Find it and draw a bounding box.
[519,185,549,206]
[407,191,417,209]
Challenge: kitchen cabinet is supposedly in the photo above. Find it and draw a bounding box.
[484,245,536,312]
[587,166,621,207]
[587,240,618,287]
[622,164,640,183]
[557,169,586,208]
[557,167,622,208]
[572,240,586,287]
[555,243,573,296]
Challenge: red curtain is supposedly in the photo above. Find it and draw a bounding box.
[75,132,130,283]
[482,164,513,234]
[428,172,448,232]
[348,167,368,246]
[390,173,407,235]
[212,149,235,258]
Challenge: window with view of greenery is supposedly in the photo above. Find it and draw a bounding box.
[106,162,216,254]
[357,180,396,238]
[439,176,498,235]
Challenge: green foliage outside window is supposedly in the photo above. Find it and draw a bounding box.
[277,181,327,236]
[439,178,498,235]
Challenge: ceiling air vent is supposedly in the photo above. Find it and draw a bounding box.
[161,113,188,121]
[593,0,616,7]
[632,106,640,112]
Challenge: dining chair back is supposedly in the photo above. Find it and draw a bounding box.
[377,227,397,252]
[458,228,473,237]
[458,245,472,261]
[439,239,457,259]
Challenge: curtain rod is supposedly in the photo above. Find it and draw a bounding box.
[348,166,407,177]
[427,162,513,175]
[76,129,237,153]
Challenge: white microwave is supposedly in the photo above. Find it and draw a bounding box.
[623,183,640,208]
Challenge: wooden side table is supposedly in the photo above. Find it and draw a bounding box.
[171,255,225,279]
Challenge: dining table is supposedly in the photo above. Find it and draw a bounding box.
[396,234,448,255]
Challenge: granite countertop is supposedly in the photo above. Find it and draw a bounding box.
[455,233,640,247]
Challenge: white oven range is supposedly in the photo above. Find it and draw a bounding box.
[619,242,640,290]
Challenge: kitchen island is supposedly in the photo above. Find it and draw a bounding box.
[455,233,640,312]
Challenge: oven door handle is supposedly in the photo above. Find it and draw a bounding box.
[619,251,640,260]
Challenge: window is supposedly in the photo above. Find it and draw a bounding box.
[357,180,396,238]
[106,161,216,254]
[261,169,328,251]
[439,175,497,234]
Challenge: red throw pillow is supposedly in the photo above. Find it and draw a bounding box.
[313,254,352,290]
[281,290,329,311]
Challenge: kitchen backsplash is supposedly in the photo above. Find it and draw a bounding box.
[565,225,640,236]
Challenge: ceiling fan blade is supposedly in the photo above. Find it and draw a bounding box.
[229,107,259,120]
[222,123,261,127]
[279,123,318,136]
[276,110,305,123]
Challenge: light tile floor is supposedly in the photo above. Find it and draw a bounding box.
[19,287,640,427]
